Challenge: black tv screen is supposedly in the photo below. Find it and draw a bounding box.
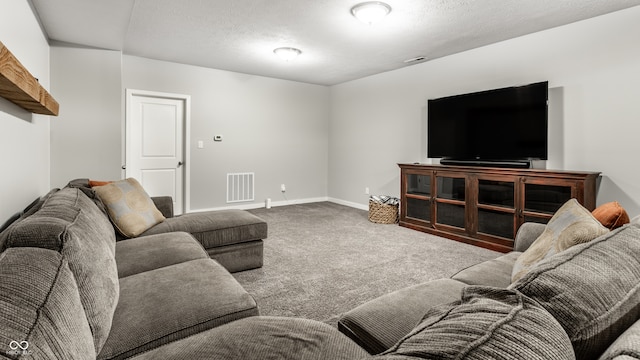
[427,81,548,162]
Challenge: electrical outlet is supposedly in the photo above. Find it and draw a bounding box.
[280,184,286,192]
[365,187,370,195]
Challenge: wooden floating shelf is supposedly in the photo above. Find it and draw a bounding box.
[0,41,59,116]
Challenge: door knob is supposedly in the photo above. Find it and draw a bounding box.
[178,161,183,167]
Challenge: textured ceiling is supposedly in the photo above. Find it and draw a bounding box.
[30,0,640,85]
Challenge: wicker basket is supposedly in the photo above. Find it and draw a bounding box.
[368,200,399,224]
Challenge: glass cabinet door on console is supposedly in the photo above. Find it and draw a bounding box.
[476,177,516,240]
[434,173,466,230]
[518,177,576,225]
[403,171,433,225]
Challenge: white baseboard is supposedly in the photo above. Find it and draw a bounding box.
[327,197,369,211]
[188,196,330,213]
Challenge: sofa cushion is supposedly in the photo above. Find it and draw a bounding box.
[205,239,264,273]
[130,316,370,360]
[592,201,630,230]
[375,286,575,360]
[0,187,119,354]
[115,231,209,278]
[94,178,165,238]
[0,212,20,234]
[452,251,521,288]
[510,224,640,360]
[338,278,466,354]
[0,188,59,239]
[0,247,95,359]
[141,209,267,249]
[98,258,258,360]
[511,198,608,282]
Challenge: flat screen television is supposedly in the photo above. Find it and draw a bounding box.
[427,81,548,167]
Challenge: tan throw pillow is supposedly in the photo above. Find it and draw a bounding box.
[511,198,608,282]
[94,178,165,237]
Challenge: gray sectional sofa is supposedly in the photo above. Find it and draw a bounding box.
[0,185,367,359]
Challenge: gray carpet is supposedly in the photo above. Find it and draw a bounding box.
[236,201,500,326]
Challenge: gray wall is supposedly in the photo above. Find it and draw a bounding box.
[50,46,123,188]
[122,56,330,211]
[0,0,51,223]
[329,6,640,215]
[48,51,330,212]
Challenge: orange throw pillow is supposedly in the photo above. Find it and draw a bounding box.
[89,180,113,187]
[592,201,630,230]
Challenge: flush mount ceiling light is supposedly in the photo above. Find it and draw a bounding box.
[273,47,302,61]
[351,1,392,25]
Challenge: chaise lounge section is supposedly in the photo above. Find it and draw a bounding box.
[68,178,267,273]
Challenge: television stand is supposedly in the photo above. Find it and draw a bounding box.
[439,159,531,169]
[399,164,600,252]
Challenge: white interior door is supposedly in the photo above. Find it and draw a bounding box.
[126,90,188,214]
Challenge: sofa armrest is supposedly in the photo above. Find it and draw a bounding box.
[151,196,174,218]
[338,278,466,354]
[514,222,546,252]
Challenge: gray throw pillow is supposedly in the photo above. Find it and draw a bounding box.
[511,198,608,282]
[510,224,640,360]
[374,286,575,360]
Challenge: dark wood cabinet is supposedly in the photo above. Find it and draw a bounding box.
[399,164,600,252]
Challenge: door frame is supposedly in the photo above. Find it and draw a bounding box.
[124,89,192,213]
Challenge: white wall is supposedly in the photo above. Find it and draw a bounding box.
[122,56,330,211]
[50,45,123,188]
[329,6,640,215]
[0,0,51,223]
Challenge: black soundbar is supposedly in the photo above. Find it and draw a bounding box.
[440,159,531,169]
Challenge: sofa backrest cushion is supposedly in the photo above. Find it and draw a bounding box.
[0,187,119,354]
[510,224,640,360]
[93,178,165,238]
[0,247,95,359]
[374,286,575,360]
[0,188,59,241]
[511,198,608,282]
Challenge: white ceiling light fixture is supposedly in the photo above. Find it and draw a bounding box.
[273,47,302,61]
[351,1,392,25]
